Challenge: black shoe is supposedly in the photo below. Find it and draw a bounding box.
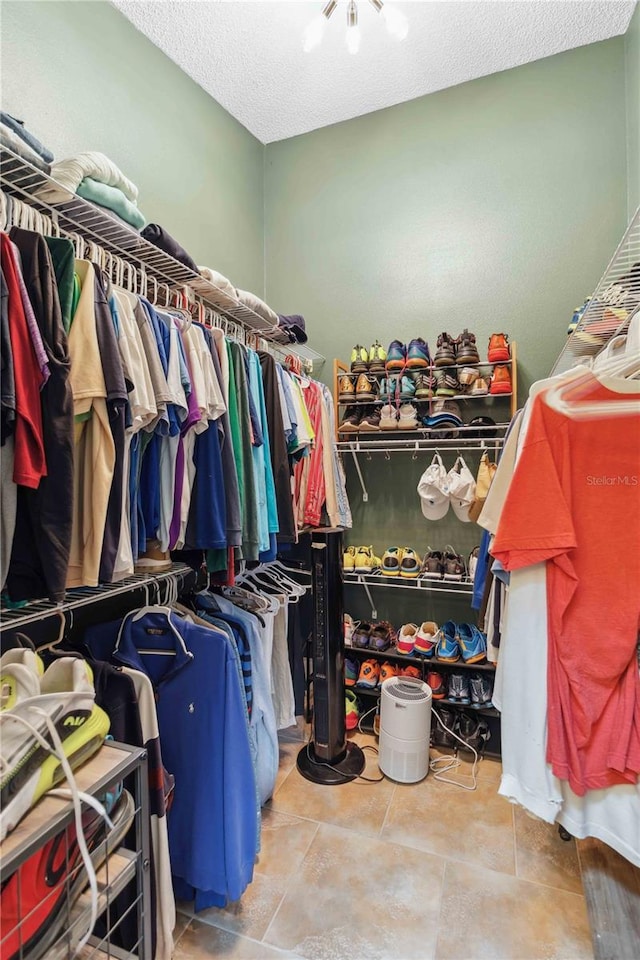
[456,328,480,365]
[456,713,491,753]
[448,673,470,704]
[432,707,457,748]
[470,674,493,708]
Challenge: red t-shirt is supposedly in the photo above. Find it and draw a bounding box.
[1,235,46,488]
[492,375,640,795]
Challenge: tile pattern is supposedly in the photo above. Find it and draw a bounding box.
[173,733,594,960]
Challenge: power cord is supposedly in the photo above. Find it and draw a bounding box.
[304,707,385,783]
[429,707,484,791]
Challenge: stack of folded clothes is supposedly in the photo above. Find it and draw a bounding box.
[142,223,198,271]
[39,151,145,230]
[0,111,54,173]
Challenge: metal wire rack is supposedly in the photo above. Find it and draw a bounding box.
[552,205,640,376]
[0,145,325,369]
[0,743,151,960]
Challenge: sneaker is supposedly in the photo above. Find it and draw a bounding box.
[400,547,421,579]
[371,621,394,652]
[398,403,418,430]
[470,673,494,707]
[397,623,418,655]
[426,670,445,699]
[469,377,489,397]
[432,706,457,747]
[434,621,460,662]
[457,623,487,664]
[406,337,431,370]
[359,407,382,432]
[414,372,436,399]
[339,406,362,433]
[354,546,380,573]
[343,546,357,572]
[357,659,380,688]
[456,329,480,365]
[381,546,403,577]
[468,546,480,580]
[381,374,400,401]
[352,621,373,648]
[456,713,491,753]
[434,332,457,367]
[368,340,387,373]
[435,371,459,397]
[1,788,135,960]
[380,403,399,430]
[487,333,510,363]
[0,658,111,841]
[443,545,465,581]
[399,375,416,400]
[350,344,369,372]
[345,689,360,729]
[422,549,444,580]
[385,339,407,372]
[414,621,438,657]
[135,539,172,572]
[398,665,421,680]
[380,661,400,683]
[338,375,356,402]
[448,673,471,704]
[344,657,358,687]
[490,364,512,395]
[355,373,378,401]
[458,366,480,387]
[344,614,358,645]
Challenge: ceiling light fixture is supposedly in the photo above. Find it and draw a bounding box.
[303,0,408,54]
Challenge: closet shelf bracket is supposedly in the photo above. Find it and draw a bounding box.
[349,443,369,502]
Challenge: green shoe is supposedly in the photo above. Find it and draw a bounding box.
[368,340,387,373]
[350,344,369,373]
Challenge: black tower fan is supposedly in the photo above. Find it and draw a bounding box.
[297,530,365,784]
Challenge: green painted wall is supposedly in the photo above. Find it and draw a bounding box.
[627,3,640,217]
[0,0,265,293]
[265,39,628,397]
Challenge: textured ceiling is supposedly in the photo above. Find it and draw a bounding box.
[113,0,636,143]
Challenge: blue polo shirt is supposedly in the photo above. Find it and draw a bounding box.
[113,609,258,910]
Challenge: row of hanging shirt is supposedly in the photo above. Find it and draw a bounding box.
[476,307,640,866]
[0,206,351,604]
[58,562,310,957]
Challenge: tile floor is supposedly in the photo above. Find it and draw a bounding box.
[173,734,594,959]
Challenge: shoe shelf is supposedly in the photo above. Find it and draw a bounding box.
[0,742,152,960]
[346,643,497,673]
[336,394,513,406]
[353,683,499,717]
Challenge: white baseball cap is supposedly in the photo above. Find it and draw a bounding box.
[417,453,450,520]
[447,456,477,522]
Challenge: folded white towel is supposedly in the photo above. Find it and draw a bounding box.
[235,288,279,326]
[198,266,236,300]
[39,151,138,204]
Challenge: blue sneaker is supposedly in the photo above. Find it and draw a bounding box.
[399,375,416,400]
[386,340,406,372]
[457,624,487,664]
[406,338,431,370]
[435,621,460,662]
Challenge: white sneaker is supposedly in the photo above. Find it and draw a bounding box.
[398,403,418,430]
[380,404,399,430]
[344,614,359,646]
[396,623,418,655]
[0,658,110,841]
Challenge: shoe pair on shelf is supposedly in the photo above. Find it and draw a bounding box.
[380,402,418,430]
[350,619,395,651]
[427,670,493,706]
[434,329,480,366]
[433,621,488,664]
[381,546,421,578]
[385,338,431,372]
[432,707,491,753]
[396,621,438,656]
[422,546,467,581]
[338,373,380,403]
[351,658,420,689]
[343,545,381,573]
[350,341,387,373]
[339,405,381,433]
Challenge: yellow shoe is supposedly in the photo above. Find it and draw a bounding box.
[343,546,357,572]
[350,345,369,373]
[354,546,381,574]
[381,546,404,577]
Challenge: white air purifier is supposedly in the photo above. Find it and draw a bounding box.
[378,676,432,783]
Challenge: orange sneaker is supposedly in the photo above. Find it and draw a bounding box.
[380,661,399,684]
[357,659,380,689]
[398,665,421,680]
[490,364,512,395]
[487,333,510,363]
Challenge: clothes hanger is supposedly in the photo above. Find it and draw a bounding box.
[36,609,74,653]
[544,347,640,420]
[114,582,194,659]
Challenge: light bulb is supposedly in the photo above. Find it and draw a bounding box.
[303,14,326,52]
[346,24,361,54]
[381,4,408,41]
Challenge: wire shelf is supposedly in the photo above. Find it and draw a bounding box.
[0,146,325,368]
[552,206,640,376]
